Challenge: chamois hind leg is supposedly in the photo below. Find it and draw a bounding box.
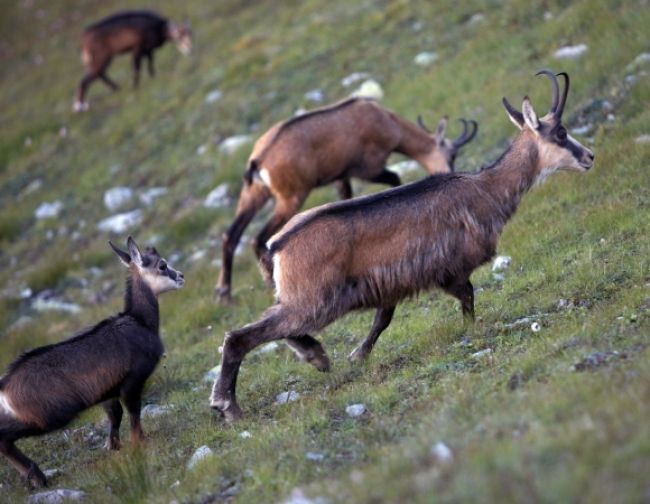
[146,52,155,77]
[334,178,353,199]
[444,280,475,321]
[102,399,123,450]
[210,305,293,422]
[0,438,47,488]
[286,335,331,372]
[217,181,271,301]
[349,306,396,362]
[100,72,119,91]
[252,196,306,260]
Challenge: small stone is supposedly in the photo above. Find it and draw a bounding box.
[282,488,328,504]
[43,468,62,479]
[205,89,223,104]
[103,187,134,212]
[340,72,370,87]
[187,445,214,469]
[413,51,438,67]
[257,341,279,354]
[626,52,650,72]
[141,404,173,418]
[203,365,221,383]
[492,273,505,282]
[28,489,86,503]
[466,13,485,25]
[276,390,300,404]
[305,451,325,461]
[35,201,63,219]
[139,187,168,206]
[531,322,541,332]
[431,441,453,464]
[388,160,419,175]
[21,178,43,197]
[294,107,307,116]
[635,134,650,143]
[345,403,366,417]
[59,127,68,138]
[558,298,572,310]
[239,430,252,439]
[32,297,82,315]
[471,348,492,359]
[350,79,383,100]
[196,144,208,156]
[571,124,592,136]
[492,255,512,272]
[219,135,252,155]
[97,210,143,234]
[304,89,325,102]
[203,183,230,208]
[543,11,553,20]
[553,44,588,60]
[188,249,207,262]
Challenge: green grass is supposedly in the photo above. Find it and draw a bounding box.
[1,0,649,502]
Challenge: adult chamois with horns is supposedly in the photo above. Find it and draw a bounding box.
[217,97,478,300]
[210,70,594,421]
[74,10,192,111]
[0,237,184,487]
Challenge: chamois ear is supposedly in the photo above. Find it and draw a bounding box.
[502,97,525,130]
[521,96,540,132]
[109,241,131,267]
[127,236,143,266]
[435,116,448,142]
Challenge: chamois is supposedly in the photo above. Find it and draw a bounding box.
[217,97,478,300]
[210,70,594,421]
[74,10,192,112]
[0,237,184,487]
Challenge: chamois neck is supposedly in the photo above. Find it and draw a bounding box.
[392,114,436,159]
[124,273,160,332]
[479,131,540,221]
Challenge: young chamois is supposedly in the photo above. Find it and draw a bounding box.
[74,10,192,112]
[217,97,478,300]
[0,237,184,487]
[210,70,594,421]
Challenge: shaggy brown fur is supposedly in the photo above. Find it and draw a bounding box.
[210,70,594,422]
[217,97,478,300]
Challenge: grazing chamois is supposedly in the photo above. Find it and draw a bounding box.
[74,10,192,112]
[217,97,478,300]
[0,237,184,487]
[210,70,594,421]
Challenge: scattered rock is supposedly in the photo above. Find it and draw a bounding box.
[196,144,208,156]
[141,404,173,418]
[103,187,134,212]
[239,430,252,439]
[256,341,279,354]
[139,187,168,206]
[32,296,82,315]
[97,209,143,234]
[305,451,325,462]
[466,13,485,25]
[558,298,573,310]
[219,135,252,155]
[203,365,221,383]
[492,273,505,282]
[25,136,33,147]
[276,390,300,404]
[350,79,383,100]
[388,160,419,175]
[188,249,207,262]
[413,51,438,67]
[553,44,588,60]
[28,489,86,503]
[431,441,453,464]
[187,445,214,469]
[471,348,492,359]
[543,11,553,21]
[340,72,370,87]
[59,126,68,138]
[571,124,592,136]
[7,315,34,332]
[626,52,650,72]
[205,89,223,104]
[35,200,63,219]
[573,351,625,371]
[21,178,43,198]
[635,134,650,143]
[345,403,366,417]
[282,488,328,504]
[492,255,511,272]
[203,183,231,208]
[530,322,541,332]
[304,89,325,102]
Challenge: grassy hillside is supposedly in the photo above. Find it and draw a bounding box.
[1,0,649,502]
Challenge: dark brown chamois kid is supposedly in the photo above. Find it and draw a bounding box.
[0,237,184,487]
[217,97,478,300]
[210,70,594,421]
[74,10,192,112]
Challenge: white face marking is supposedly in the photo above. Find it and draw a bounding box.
[0,391,17,418]
[272,255,283,298]
[139,264,183,295]
[259,167,272,188]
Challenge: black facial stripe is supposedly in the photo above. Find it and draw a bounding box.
[566,138,585,160]
[168,269,177,281]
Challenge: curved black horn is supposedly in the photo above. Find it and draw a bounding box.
[417,115,432,133]
[502,97,524,126]
[556,72,570,119]
[453,119,479,147]
[453,119,468,146]
[535,69,560,115]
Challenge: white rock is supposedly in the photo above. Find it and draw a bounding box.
[43,468,62,479]
[467,13,485,25]
[197,144,208,156]
[35,201,63,219]
[471,348,492,359]
[553,44,588,60]
[626,52,650,72]
[282,488,328,504]
[294,107,307,116]
[492,273,505,281]
[350,79,383,100]
[32,298,82,315]
[97,209,142,234]
[492,255,512,272]
[543,11,553,21]
[141,404,173,418]
[203,365,221,383]
[187,445,214,469]
[431,441,453,464]
[276,390,300,404]
[305,451,325,461]
[239,430,252,439]
[304,89,325,102]
[389,160,420,175]
[219,135,252,155]
[205,89,223,104]
[341,72,370,87]
[635,134,650,143]
[345,403,366,417]
[531,322,541,333]
[103,187,134,212]
[203,183,230,208]
[28,489,86,503]
[21,178,43,197]
[571,124,593,136]
[414,51,438,67]
[188,249,207,262]
[257,341,279,354]
[139,187,168,206]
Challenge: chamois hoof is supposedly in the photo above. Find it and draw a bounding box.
[348,345,370,362]
[210,397,243,423]
[104,438,121,451]
[72,100,89,113]
[307,353,331,372]
[26,464,47,489]
[215,286,233,304]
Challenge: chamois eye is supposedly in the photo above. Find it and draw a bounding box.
[159,263,167,272]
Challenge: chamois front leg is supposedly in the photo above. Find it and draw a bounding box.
[349,305,396,362]
[0,439,47,488]
[102,399,123,450]
[252,196,305,260]
[146,52,155,77]
[286,335,331,372]
[121,382,145,445]
[132,50,143,88]
[334,178,353,199]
